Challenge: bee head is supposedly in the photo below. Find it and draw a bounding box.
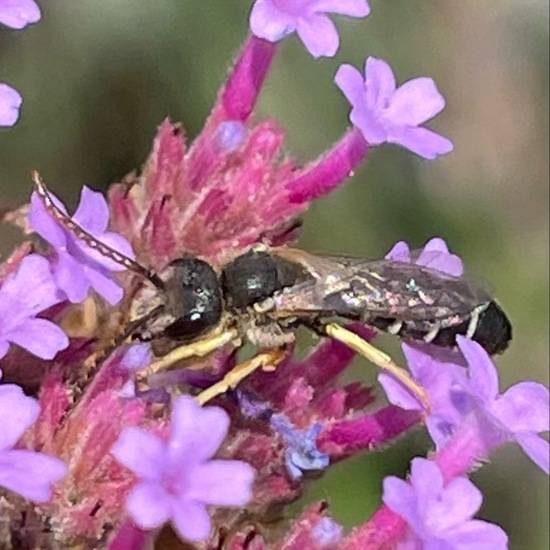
[162,257,223,341]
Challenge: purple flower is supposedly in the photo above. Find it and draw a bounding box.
[335,57,453,159]
[383,458,508,550]
[29,185,135,305]
[0,254,68,360]
[250,0,370,58]
[0,83,22,127]
[0,0,40,30]
[385,236,463,277]
[270,414,330,479]
[381,338,550,474]
[111,396,255,543]
[0,377,67,501]
[456,336,550,474]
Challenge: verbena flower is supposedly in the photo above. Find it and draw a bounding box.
[0,376,67,501]
[383,458,508,550]
[0,254,68,360]
[335,57,453,159]
[29,185,135,305]
[385,236,463,277]
[111,396,255,542]
[250,0,370,58]
[381,337,550,474]
[0,0,40,29]
[456,336,550,473]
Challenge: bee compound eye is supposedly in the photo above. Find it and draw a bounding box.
[163,257,223,341]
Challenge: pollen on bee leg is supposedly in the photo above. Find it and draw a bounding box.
[196,348,286,405]
[135,328,240,384]
[323,323,431,413]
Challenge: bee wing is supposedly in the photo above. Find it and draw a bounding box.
[269,249,491,323]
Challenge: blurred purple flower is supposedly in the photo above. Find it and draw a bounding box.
[0,83,22,127]
[29,186,135,305]
[0,254,68,360]
[270,414,329,479]
[385,236,463,277]
[383,458,508,550]
[335,57,453,159]
[0,377,67,501]
[250,0,370,58]
[111,396,255,543]
[0,0,40,29]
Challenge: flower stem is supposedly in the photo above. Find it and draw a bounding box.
[285,127,369,204]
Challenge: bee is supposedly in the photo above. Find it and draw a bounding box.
[32,173,512,408]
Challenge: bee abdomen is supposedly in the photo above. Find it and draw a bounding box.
[370,301,512,355]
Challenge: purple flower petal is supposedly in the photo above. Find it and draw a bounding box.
[54,252,90,303]
[427,477,482,532]
[0,254,62,318]
[335,64,367,113]
[0,0,40,29]
[444,519,508,550]
[72,186,109,235]
[491,381,549,433]
[315,0,370,17]
[388,126,454,160]
[0,385,39,450]
[379,371,423,411]
[386,78,446,126]
[188,460,255,505]
[172,501,212,542]
[415,237,463,277]
[249,0,296,42]
[456,337,498,405]
[111,427,166,478]
[385,240,411,262]
[85,267,125,305]
[0,83,22,126]
[0,449,66,502]
[382,476,421,528]
[364,57,396,111]
[29,193,68,248]
[168,396,229,463]
[126,481,172,529]
[515,432,549,474]
[296,13,339,58]
[6,318,69,360]
[409,458,443,504]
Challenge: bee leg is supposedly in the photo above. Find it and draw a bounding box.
[135,328,240,386]
[196,348,286,405]
[323,322,431,412]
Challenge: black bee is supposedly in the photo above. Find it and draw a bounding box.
[32,173,512,405]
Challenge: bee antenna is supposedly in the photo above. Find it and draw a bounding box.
[32,171,164,289]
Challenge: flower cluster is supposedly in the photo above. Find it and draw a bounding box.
[0,1,547,550]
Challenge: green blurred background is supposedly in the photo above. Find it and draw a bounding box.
[1,1,548,548]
